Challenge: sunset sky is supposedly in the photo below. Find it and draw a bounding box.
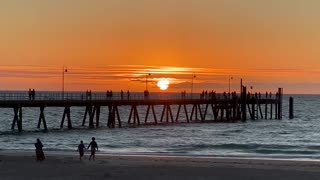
[1,0,320,93]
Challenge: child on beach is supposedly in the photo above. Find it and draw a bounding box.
[87,137,98,161]
[77,140,86,161]
[34,138,45,161]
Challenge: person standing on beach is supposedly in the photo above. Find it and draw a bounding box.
[77,140,86,161]
[87,137,98,161]
[34,138,45,161]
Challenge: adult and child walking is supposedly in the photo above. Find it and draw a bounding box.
[35,137,98,162]
[77,137,99,161]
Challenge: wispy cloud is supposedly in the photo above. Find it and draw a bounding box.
[0,65,319,93]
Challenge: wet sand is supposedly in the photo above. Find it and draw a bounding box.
[1,152,320,180]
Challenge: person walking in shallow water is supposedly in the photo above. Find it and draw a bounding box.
[34,138,45,161]
[87,137,98,161]
[77,140,86,161]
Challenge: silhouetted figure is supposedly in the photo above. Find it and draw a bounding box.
[127,90,130,99]
[121,90,124,100]
[32,89,35,100]
[77,140,86,161]
[87,137,98,161]
[28,88,32,100]
[144,90,149,98]
[86,90,89,100]
[34,138,45,161]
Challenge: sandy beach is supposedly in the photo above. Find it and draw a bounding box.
[1,152,320,180]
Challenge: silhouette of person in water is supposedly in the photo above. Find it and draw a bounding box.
[87,137,98,161]
[77,140,86,161]
[34,138,45,161]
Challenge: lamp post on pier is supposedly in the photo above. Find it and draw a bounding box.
[191,73,196,98]
[144,73,151,97]
[228,76,233,97]
[62,66,68,100]
[145,73,151,91]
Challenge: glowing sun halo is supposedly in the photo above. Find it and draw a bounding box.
[157,78,170,90]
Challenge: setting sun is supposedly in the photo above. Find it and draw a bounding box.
[157,78,170,90]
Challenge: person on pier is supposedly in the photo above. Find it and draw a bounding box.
[121,90,124,100]
[87,137,98,161]
[32,89,35,100]
[28,88,31,100]
[34,138,45,161]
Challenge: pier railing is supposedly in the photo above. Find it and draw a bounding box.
[0,91,235,101]
[0,91,280,101]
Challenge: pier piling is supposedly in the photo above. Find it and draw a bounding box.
[289,97,294,119]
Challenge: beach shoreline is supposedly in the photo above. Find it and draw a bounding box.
[1,151,320,180]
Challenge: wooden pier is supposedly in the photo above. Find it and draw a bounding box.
[0,87,284,132]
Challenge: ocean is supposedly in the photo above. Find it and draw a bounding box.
[0,93,320,160]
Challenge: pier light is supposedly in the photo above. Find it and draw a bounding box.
[62,66,68,100]
[229,76,233,97]
[145,73,151,91]
[191,73,196,98]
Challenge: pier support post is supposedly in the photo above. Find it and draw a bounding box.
[251,100,256,120]
[241,86,247,121]
[108,105,114,128]
[128,105,140,126]
[277,88,283,120]
[114,105,122,128]
[11,106,23,132]
[89,106,96,128]
[160,104,174,123]
[184,104,189,123]
[265,95,268,120]
[190,104,199,121]
[95,106,100,127]
[270,102,273,119]
[82,105,93,126]
[145,105,157,124]
[212,104,219,121]
[175,104,181,122]
[152,105,157,125]
[107,105,121,128]
[60,106,72,129]
[37,106,47,131]
[198,104,204,122]
[289,97,294,119]
[203,104,209,121]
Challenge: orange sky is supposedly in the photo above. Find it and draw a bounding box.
[1,1,320,93]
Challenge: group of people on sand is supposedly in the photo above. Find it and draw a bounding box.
[35,137,99,161]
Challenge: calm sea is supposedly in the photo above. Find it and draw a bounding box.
[0,93,319,160]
